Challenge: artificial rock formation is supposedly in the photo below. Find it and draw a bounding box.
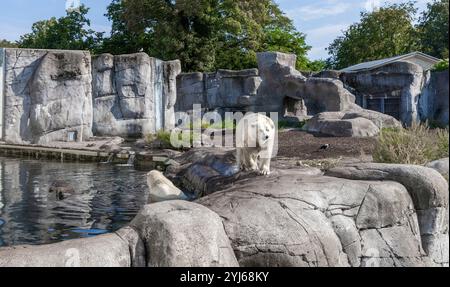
[2,49,93,145]
[176,69,261,113]
[426,158,449,178]
[0,201,239,267]
[326,163,449,267]
[0,148,448,267]
[421,70,449,127]
[129,201,239,267]
[255,52,358,117]
[304,110,402,137]
[0,232,132,267]
[171,148,449,267]
[0,49,181,144]
[341,61,430,125]
[92,53,181,137]
[255,52,401,137]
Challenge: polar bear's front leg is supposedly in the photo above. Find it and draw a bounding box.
[258,141,274,175]
[258,157,271,175]
[247,152,259,172]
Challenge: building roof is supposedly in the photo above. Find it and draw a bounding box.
[340,52,441,73]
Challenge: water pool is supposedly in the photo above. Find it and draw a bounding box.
[0,156,149,247]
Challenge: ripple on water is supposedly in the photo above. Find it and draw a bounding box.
[0,156,150,247]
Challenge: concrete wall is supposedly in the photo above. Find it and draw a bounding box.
[340,61,428,125]
[92,53,181,137]
[176,69,261,113]
[1,48,93,145]
[0,49,181,144]
[420,70,449,126]
[0,48,4,140]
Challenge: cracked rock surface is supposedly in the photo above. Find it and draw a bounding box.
[3,49,93,144]
[178,149,448,267]
[326,163,449,266]
[128,200,238,267]
[0,149,447,267]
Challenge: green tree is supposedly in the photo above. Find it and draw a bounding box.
[417,0,449,59]
[103,0,315,72]
[0,39,18,48]
[18,5,103,51]
[99,0,151,55]
[326,2,418,70]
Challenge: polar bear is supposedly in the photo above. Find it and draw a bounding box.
[236,113,276,175]
[147,170,188,203]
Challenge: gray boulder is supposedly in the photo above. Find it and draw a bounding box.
[342,109,403,130]
[304,108,402,137]
[197,171,430,267]
[0,232,132,267]
[326,163,449,266]
[169,148,445,267]
[304,112,380,137]
[426,158,449,178]
[129,201,238,267]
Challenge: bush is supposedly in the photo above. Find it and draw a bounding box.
[432,59,449,72]
[373,123,449,165]
[145,130,173,147]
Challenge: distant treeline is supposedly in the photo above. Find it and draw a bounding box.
[1,0,448,72]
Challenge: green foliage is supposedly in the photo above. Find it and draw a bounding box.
[207,119,236,130]
[0,39,18,48]
[101,0,316,72]
[304,60,327,72]
[146,129,203,150]
[18,5,103,51]
[432,58,449,71]
[373,123,449,165]
[326,2,419,69]
[145,130,173,149]
[327,0,449,69]
[189,119,236,130]
[278,120,307,130]
[417,0,449,59]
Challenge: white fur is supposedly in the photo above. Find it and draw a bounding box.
[236,113,275,175]
[147,170,188,203]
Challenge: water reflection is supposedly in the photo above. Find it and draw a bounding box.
[0,156,149,247]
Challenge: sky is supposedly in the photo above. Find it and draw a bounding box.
[0,0,432,60]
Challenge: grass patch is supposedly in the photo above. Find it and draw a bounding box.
[278,120,307,131]
[189,119,237,130]
[373,123,449,165]
[145,130,173,148]
[145,130,202,150]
